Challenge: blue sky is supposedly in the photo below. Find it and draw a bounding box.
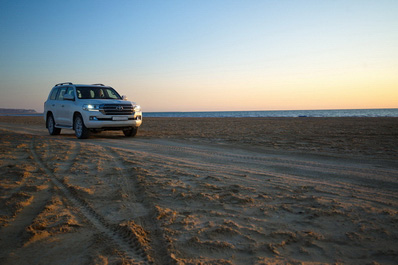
[1,0,397,112]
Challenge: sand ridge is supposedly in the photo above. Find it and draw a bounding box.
[0,117,397,264]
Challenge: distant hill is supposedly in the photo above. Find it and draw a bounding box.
[0,108,38,114]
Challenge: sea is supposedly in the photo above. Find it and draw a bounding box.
[144,108,398,118]
[2,108,398,118]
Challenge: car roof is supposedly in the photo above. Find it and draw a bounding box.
[54,83,112,88]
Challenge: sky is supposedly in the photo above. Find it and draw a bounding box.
[0,0,397,112]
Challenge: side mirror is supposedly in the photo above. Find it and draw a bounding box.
[122,95,128,101]
[64,94,75,101]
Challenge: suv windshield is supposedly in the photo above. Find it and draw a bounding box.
[76,86,122,100]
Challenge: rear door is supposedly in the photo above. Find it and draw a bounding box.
[45,87,59,118]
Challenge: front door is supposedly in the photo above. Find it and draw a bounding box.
[57,87,75,127]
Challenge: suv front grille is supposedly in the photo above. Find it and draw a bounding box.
[100,104,133,115]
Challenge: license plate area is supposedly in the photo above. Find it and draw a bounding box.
[112,116,128,121]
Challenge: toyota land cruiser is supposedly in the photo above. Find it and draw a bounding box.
[44,82,142,139]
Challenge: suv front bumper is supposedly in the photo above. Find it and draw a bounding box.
[81,111,142,129]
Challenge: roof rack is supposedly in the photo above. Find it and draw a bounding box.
[55,82,73,86]
[92,83,105,86]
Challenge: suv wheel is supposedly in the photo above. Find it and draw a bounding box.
[74,115,90,139]
[123,128,138,137]
[47,114,61,135]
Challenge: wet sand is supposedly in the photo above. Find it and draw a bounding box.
[0,116,397,264]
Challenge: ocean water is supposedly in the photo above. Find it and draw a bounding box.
[2,108,397,118]
[144,109,398,118]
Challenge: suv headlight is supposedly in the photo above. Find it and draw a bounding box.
[82,104,100,111]
[133,105,141,112]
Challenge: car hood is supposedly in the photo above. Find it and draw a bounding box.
[78,99,134,105]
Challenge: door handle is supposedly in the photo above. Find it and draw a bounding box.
[61,105,65,107]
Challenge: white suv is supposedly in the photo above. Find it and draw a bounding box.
[44,82,142,139]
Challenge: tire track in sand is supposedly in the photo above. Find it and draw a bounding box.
[29,137,152,264]
[0,137,52,263]
[132,140,398,181]
[55,140,81,174]
[106,147,176,265]
[104,141,398,208]
[0,187,52,263]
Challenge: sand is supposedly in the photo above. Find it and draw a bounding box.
[0,116,397,264]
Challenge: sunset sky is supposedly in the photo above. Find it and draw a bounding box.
[1,0,397,112]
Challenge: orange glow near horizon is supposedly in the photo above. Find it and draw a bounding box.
[129,62,398,112]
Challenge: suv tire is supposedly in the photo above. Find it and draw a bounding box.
[74,114,90,139]
[123,128,138,137]
[47,114,61,135]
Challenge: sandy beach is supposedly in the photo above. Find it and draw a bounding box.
[0,116,397,264]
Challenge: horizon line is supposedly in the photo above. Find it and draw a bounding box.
[144,107,398,113]
[1,107,397,114]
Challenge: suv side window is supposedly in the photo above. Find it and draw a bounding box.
[56,87,68,101]
[50,87,59,100]
[65,87,74,97]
